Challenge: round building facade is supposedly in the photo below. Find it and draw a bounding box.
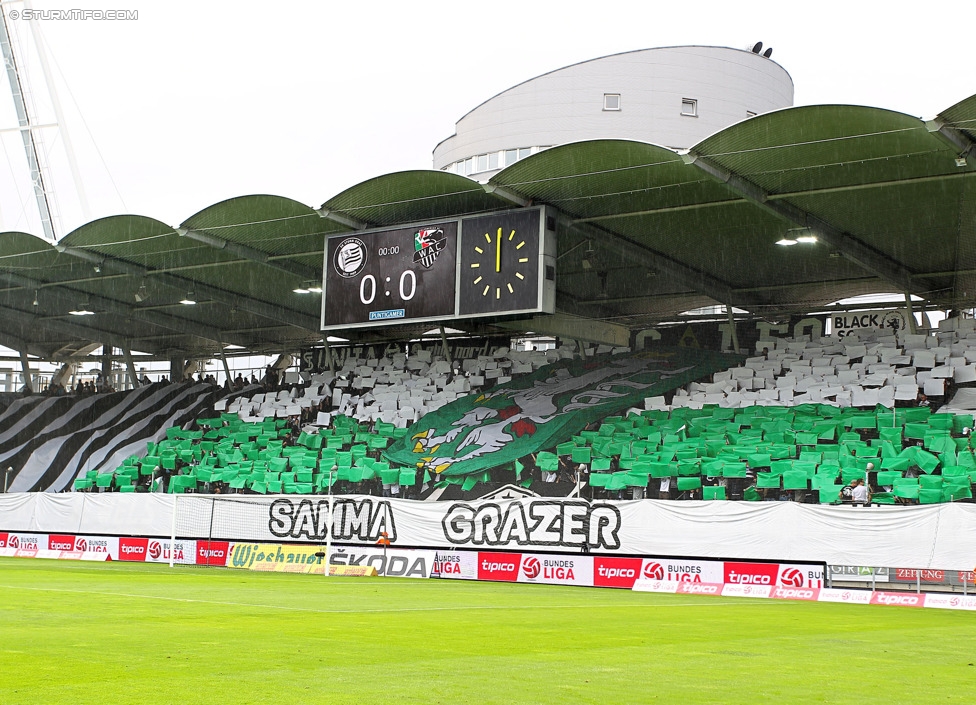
[433,45,794,179]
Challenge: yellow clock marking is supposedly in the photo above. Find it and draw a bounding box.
[496,287,501,299]
[518,257,529,263]
[508,229,516,241]
[482,285,490,296]
[484,232,492,244]
[516,241,525,249]
[473,276,482,284]
[470,263,480,268]
[507,283,514,294]
[475,246,484,254]
[516,273,524,280]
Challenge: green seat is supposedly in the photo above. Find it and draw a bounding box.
[944,483,973,501]
[782,471,808,490]
[399,469,417,486]
[379,468,400,484]
[876,470,902,486]
[722,463,748,479]
[819,485,843,504]
[367,436,389,450]
[605,473,630,492]
[537,452,559,472]
[702,485,726,500]
[893,481,919,500]
[95,473,114,488]
[73,478,93,491]
[571,447,592,464]
[756,473,781,489]
[919,475,943,490]
[676,477,702,492]
[919,488,944,504]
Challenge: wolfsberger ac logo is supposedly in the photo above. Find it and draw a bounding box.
[442,500,622,549]
[268,498,395,542]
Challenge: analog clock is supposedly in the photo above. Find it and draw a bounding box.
[457,209,545,317]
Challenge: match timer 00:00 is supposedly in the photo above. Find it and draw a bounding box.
[321,220,459,329]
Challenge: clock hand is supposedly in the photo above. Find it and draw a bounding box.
[495,227,502,273]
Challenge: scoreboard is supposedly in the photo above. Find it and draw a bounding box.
[321,207,555,330]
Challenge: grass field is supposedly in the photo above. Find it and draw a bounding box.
[1,558,974,704]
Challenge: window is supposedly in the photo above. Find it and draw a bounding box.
[465,157,475,175]
[504,149,517,166]
[518,147,532,160]
[477,154,488,172]
[604,93,621,111]
[681,98,697,117]
[488,152,499,170]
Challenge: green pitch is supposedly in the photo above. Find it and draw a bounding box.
[1,558,974,704]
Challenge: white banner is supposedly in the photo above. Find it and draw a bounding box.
[4,494,976,570]
[326,546,436,578]
[516,553,593,587]
[432,550,479,580]
[829,309,911,338]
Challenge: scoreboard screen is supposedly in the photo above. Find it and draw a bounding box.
[321,207,555,330]
[321,220,458,330]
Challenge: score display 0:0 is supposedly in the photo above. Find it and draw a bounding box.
[377,246,400,256]
[359,270,417,304]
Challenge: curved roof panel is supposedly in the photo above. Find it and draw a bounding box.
[939,92,976,143]
[693,105,952,194]
[3,98,976,358]
[320,170,511,226]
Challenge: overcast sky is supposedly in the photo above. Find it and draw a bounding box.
[0,0,972,238]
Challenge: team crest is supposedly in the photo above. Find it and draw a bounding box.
[413,228,446,269]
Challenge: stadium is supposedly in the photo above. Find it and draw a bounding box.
[2,31,976,704]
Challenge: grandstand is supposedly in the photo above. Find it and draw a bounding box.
[2,45,976,602]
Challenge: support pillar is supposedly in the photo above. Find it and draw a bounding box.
[727,305,741,354]
[218,344,232,386]
[101,345,112,390]
[122,344,139,390]
[904,292,917,335]
[322,337,335,373]
[439,325,453,382]
[19,348,33,393]
[169,357,184,383]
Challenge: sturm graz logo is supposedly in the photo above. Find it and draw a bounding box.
[880,310,909,332]
[333,238,368,278]
[413,228,446,269]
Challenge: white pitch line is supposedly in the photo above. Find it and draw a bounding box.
[0,584,776,615]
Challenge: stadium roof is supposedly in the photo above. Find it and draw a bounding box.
[1,95,974,360]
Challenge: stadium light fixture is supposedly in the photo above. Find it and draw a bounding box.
[135,282,149,303]
[294,280,322,294]
[796,235,818,244]
[180,291,196,305]
[956,156,968,168]
[775,238,797,246]
[69,300,95,316]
